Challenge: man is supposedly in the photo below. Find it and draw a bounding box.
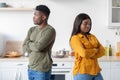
[22,5,56,80]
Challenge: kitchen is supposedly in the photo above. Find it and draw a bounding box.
[0,0,120,80]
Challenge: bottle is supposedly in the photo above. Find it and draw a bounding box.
[105,40,109,56]
[109,45,112,56]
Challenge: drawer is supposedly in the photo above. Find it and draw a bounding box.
[99,62,111,69]
[111,62,120,68]
[0,62,28,68]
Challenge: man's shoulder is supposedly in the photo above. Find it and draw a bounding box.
[29,26,36,29]
[47,25,55,29]
[45,25,56,32]
[28,26,37,31]
[31,26,37,29]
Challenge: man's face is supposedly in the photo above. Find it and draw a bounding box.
[33,10,44,25]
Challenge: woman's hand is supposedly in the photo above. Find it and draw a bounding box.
[89,48,99,57]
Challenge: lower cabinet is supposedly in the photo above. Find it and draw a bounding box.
[0,62,28,80]
[71,62,74,80]
[17,63,28,80]
[99,61,120,80]
[0,68,17,80]
[99,62,111,80]
[0,61,120,80]
[110,62,120,80]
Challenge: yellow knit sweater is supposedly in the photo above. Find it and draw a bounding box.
[70,33,105,76]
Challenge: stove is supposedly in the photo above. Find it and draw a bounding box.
[51,62,72,80]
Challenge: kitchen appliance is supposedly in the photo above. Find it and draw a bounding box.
[52,49,69,58]
[52,50,66,58]
[0,2,7,7]
[51,62,72,80]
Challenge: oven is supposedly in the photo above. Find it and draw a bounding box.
[50,62,72,80]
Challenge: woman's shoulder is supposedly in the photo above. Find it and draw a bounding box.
[73,33,84,39]
[89,33,96,37]
[89,33,98,40]
[71,34,81,40]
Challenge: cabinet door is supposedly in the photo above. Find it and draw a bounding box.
[20,68,28,80]
[1,68,17,80]
[0,62,18,80]
[0,69,2,80]
[111,62,120,80]
[0,62,28,80]
[108,0,120,28]
[99,62,111,80]
[71,62,74,80]
[18,63,28,80]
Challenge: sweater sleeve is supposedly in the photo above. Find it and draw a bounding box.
[70,36,98,58]
[29,28,56,52]
[91,42,105,58]
[22,27,34,53]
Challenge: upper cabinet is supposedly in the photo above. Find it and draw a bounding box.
[0,0,39,11]
[108,0,120,28]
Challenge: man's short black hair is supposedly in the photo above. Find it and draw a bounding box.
[35,5,50,16]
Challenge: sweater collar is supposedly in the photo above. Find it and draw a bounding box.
[77,33,91,38]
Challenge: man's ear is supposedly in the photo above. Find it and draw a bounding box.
[42,15,47,20]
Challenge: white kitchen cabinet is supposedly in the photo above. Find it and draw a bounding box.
[1,68,17,80]
[0,70,1,80]
[99,62,111,80]
[71,62,74,80]
[0,62,18,80]
[0,62,28,80]
[19,63,28,80]
[111,62,120,80]
[14,62,28,80]
[108,0,120,28]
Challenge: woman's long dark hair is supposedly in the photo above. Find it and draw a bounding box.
[71,13,92,38]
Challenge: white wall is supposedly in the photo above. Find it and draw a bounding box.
[0,0,119,54]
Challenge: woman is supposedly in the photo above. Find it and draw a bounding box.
[70,13,105,80]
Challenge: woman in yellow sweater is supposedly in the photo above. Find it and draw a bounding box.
[70,13,105,80]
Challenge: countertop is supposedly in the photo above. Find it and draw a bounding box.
[0,56,120,62]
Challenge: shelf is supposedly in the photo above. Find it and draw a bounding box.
[112,7,120,9]
[0,8,34,11]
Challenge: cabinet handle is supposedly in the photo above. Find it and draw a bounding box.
[15,68,21,80]
[18,71,21,80]
[17,64,24,66]
[52,71,70,73]
[15,70,18,80]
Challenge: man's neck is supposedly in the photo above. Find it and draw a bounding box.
[38,22,48,29]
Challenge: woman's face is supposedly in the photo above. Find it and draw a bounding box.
[80,19,91,33]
